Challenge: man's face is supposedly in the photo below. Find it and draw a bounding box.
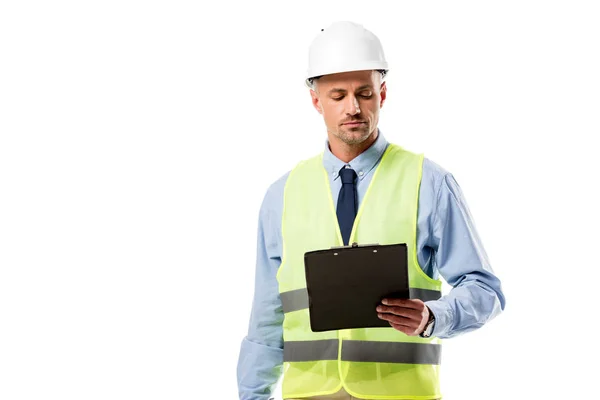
[310,70,386,145]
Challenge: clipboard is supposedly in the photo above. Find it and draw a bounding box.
[304,242,409,332]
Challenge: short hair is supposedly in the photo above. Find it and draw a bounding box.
[309,69,388,91]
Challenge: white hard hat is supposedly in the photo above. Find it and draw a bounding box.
[305,21,388,89]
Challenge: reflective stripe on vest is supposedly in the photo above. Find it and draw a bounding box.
[280,287,443,314]
[277,143,443,399]
[284,339,441,365]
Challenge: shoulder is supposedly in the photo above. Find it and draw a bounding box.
[270,170,291,195]
[422,157,450,183]
[388,143,451,192]
[420,157,453,201]
[260,151,322,216]
[262,148,322,201]
[261,170,290,214]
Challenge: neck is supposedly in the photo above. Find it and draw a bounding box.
[328,128,378,163]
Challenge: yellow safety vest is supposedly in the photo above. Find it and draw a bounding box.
[277,143,443,399]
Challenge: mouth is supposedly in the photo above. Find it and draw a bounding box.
[343,121,366,127]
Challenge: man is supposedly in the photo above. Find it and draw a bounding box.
[237,21,505,400]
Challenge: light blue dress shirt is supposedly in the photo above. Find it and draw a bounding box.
[237,129,506,400]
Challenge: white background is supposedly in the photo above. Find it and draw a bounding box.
[1,1,599,399]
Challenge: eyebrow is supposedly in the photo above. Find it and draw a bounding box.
[327,84,373,95]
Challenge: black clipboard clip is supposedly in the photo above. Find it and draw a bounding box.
[330,242,380,249]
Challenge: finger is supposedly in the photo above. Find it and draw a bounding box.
[376,305,421,319]
[377,313,420,329]
[389,322,420,336]
[381,298,424,310]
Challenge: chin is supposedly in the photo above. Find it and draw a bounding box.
[337,128,371,145]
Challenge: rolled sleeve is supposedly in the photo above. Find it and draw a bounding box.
[237,337,283,400]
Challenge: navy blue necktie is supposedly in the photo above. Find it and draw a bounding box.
[337,166,358,246]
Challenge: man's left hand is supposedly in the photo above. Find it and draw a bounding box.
[376,298,429,336]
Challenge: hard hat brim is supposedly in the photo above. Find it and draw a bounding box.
[305,62,389,89]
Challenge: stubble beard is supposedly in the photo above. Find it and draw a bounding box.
[335,125,372,145]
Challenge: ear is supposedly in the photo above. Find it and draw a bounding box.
[310,89,323,114]
[379,81,387,108]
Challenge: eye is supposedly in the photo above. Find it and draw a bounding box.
[359,93,373,98]
[332,96,344,101]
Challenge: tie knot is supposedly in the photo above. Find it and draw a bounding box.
[339,167,357,184]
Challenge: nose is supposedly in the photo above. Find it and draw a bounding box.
[345,95,360,115]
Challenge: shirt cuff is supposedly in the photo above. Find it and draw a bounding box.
[424,300,454,338]
[237,337,283,400]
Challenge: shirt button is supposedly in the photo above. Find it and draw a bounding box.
[359,171,364,176]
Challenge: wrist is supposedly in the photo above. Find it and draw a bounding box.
[419,306,435,338]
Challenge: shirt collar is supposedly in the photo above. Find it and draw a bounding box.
[323,127,389,181]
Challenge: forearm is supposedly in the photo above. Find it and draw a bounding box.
[237,335,283,400]
[238,288,284,398]
[426,275,503,338]
[238,297,284,399]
